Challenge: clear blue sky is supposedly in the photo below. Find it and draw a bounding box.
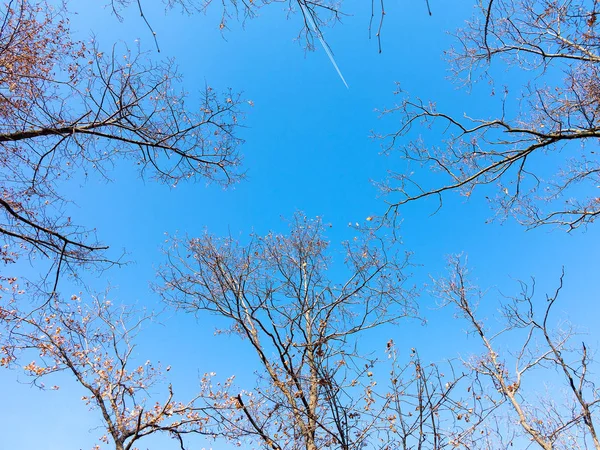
[3,1,600,449]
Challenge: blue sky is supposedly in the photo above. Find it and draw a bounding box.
[3,1,600,449]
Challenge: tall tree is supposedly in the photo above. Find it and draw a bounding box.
[159,214,420,449]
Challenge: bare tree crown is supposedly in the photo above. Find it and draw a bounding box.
[0,0,244,276]
[159,214,419,449]
[379,0,600,231]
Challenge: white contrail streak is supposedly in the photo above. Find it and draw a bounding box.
[300,3,349,89]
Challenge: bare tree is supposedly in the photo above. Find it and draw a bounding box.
[378,0,600,231]
[433,256,600,449]
[158,213,425,449]
[0,0,244,284]
[0,280,212,450]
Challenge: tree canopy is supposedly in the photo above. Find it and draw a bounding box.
[1,1,600,449]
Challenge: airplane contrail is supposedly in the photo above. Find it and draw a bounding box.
[300,3,349,89]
